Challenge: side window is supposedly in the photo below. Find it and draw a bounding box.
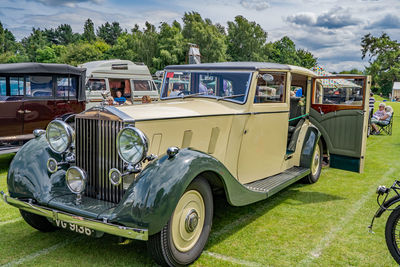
[56,77,77,98]
[10,77,24,96]
[0,77,6,96]
[133,80,151,91]
[87,79,106,91]
[313,78,364,106]
[26,76,53,97]
[254,72,286,103]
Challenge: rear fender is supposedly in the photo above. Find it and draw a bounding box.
[300,125,321,168]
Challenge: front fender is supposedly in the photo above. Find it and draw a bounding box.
[7,135,68,203]
[111,148,266,235]
[375,195,400,218]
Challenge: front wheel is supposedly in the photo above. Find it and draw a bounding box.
[147,177,213,266]
[20,210,58,232]
[385,207,400,264]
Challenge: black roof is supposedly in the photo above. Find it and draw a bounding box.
[0,63,85,75]
[164,62,291,71]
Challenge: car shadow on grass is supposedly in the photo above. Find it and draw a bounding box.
[206,182,345,246]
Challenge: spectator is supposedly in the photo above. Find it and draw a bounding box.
[369,92,375,116]
[114,90,126,105]
[371,104,392,134]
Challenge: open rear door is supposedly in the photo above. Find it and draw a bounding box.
[310,75,370,173]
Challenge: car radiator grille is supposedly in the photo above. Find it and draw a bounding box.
[75,118,125,204]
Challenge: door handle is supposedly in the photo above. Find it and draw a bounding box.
[25,110,31,114]
[17,109,24,114]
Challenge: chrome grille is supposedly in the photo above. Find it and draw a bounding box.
[75,118,125,203]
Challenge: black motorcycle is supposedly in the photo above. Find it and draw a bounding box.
[370,180,400,263]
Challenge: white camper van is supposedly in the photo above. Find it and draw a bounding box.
[79,60,159,108]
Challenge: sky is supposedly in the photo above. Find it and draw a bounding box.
[0,0,400,72]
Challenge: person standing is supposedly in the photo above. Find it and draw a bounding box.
[369,92,375,117]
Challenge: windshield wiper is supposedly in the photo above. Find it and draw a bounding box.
[217,94,245,100]
[181,92,206,99]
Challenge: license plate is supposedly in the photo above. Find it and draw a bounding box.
[55,219,94,236]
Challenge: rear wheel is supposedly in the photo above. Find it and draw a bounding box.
[20,210,58,232]
[147,177,213,266]
[303,140,322,184]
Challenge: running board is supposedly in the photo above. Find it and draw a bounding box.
[244,167,310,198]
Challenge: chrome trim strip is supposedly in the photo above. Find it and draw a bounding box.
[0,192,148,241]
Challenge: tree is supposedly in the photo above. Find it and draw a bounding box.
[361,33,400,95]
[182,12,227,62]
[82,18,96,42]
[21,28,49,61]
[226,15,267,61]
[97,22,123,45]
[0,22,17,53]
[296,49,317,69]
[44,24,79,45]
[60,42,103,66]
[152,21,186,70]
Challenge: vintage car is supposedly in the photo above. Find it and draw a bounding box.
[1,62,370,266]
[79,60,159,108]
[0,63,86,155]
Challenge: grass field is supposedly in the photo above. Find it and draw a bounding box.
[1,100,399,266]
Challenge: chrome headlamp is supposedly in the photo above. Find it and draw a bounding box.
[46,120,74,153]
[65,166,87,194]
[117,126,148,165]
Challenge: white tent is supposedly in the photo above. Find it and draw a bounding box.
[392,82,400,99]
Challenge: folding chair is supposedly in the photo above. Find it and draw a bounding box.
[378,112,394,136]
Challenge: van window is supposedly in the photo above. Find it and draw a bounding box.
[57,77,77,98]
[0,77,6,96]
[109,79,131,97]
[26,76,53,97]
[133,80,152,91]
[10,77,24,96]
[87,79,106,91]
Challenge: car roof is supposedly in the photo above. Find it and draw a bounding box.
[0,62,85,75]
[164,62,317,76]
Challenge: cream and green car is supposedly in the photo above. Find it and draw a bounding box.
[2,62,369,266]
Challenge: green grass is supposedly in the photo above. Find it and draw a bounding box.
[1,102,399,266]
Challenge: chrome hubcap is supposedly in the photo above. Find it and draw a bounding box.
[185,209,199,233]
[311,145,320,176]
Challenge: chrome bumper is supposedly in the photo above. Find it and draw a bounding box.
[0,191,148,241]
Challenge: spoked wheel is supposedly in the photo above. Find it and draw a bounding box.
[303,140,323,184]
[385,208,400,264]
[148,177,213,266]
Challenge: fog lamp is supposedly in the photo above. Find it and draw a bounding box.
[65,166,86,194]
[47,158,58,173]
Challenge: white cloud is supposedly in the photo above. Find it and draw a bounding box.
[240,0,270,10]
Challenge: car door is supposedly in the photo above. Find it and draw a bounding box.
[0,76,24,139]
[55,75,85,117]
[309,75,370,173]
[237,71,289,184]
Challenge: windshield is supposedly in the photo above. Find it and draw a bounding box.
[161,71,252,104]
